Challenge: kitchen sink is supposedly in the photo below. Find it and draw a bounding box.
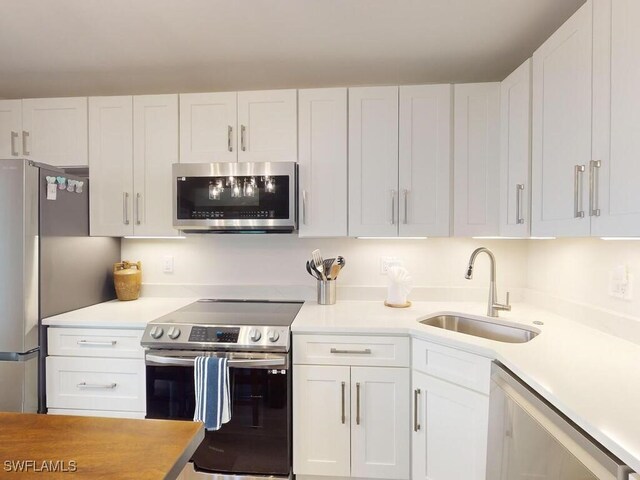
[418,314,538,343]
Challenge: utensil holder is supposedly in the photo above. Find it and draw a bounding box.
[317,279,336,305]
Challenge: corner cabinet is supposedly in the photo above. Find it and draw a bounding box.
[453,83,501,237]
[0,97,88,167]
[293,334,411,480]
[500,59,532,237]
[349,85,452,238]
[179,89,297,163]
[298,88,348,237]
[411,339,491,480]
[89,94,179,237]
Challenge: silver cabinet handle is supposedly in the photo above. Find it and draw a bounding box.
[227,125,233,152]
[589,160,601,217]
[240,125,247,151]
[390,190,397,225]
[123,192,130,225]
[136,193,141,225]
[302,190,308,225]
[356,382,361,425]
[10,131,19,156]
[77,382,117,389]
[516,184,525,224]
[341,381,346,424]
[414,388,421,432]
[22,131,30,156]
[403,189,409,224]
[574,165,585,218]
[330,348,372,355]
[77,340,117,346]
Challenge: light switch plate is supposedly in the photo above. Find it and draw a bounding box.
[162,255,174,274]
[380,256,402,275]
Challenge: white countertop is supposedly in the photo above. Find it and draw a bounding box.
[293,300,640,473]
[42,297,199,328]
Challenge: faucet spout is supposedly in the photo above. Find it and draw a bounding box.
[464,247,510,317]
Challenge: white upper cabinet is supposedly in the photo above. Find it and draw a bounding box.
[500,59,532,238]
[90,95,179,237]
[89,96,134,237]
[399,85,452,237]
[21,97,88,167]
[531,1,593,237]
[348,86,400,237]
[132,95,179,236]
[179,92,237,163]
[0,100,22,158]
[298,88,348,237]
[591,0,640,236]
[453,83,501,237]
[237,89,297,163]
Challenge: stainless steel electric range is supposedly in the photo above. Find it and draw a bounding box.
[141,299,303,480]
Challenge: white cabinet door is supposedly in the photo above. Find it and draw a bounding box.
[351,367,410,480]
[293,365,351,477]
[21,97,88,167]
[412,370,490,480]
[133,94,179,236]
[500,59,532,238]
[531,1,593,237]
[0,100,22,158]
[179,92,237,163]
[349,86,399,237]
[237,89,297,163]
[399,85,452,237]
[453,83,501,237]
[592,0,640,236]
[298,88,347,237]
[89,96,134,237]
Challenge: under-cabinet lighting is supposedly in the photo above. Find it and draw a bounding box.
[600,237,640,241]
[471,236,556,240]
[123,236,187,240]
[356,237,428,240]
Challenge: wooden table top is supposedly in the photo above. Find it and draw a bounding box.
[0,413,204,479]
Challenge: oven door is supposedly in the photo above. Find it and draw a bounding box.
[146,350,291,477]
[173,162,297,232]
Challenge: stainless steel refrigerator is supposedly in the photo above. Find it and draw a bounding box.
[0,158,120,413]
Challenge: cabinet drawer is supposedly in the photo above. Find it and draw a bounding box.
[46,357,145,412]
[48,327,144,358]
[412,338,491,394]
[294,335,410,367]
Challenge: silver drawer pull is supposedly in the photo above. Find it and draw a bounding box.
[341,381,346,424]
[414,388,421,432]
[22,131,30,156]
[574,165,585,219]
[589,160,601,217]
[77,340,117,346]
[77,382,117,389]
[10,131,19,156]
[330,348,372,355]
[356,382,361,425]
[516,184,525,224]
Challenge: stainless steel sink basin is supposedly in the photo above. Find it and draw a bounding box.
[419,314,538,343]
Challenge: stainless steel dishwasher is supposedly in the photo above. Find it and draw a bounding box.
[487,362,635,480]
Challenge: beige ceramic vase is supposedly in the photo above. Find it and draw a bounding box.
[113,261,142,301]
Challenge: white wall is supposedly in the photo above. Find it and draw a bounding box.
[122,236,527,294]
[526,238,640,319]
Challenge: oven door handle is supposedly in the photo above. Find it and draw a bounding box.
[145,354,287,368]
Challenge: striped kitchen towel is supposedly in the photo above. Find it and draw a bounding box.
[193,356,231,431]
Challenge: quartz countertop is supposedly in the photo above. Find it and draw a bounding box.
[292,300,640,473]
[42,297,199,328]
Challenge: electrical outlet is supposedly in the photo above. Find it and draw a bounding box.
[609,266,633,300]
[380,257,402,275]
[162,255,174,274]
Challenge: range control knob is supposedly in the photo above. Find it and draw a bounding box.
[167,327,181,340]
[150,326,164,339]
[267,330,280,342]
[249,329,262,342]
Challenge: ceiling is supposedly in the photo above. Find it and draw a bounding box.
[0,0,585,99]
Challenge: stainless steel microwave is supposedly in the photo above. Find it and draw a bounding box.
[172,162,297,233]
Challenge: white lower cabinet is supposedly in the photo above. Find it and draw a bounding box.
[46,326,146,418]
[412,370,489,480]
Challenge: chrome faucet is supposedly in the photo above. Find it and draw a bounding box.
[465,247,511,317]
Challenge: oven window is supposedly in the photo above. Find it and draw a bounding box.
[146,365,291,476]
[176,175,290,220]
